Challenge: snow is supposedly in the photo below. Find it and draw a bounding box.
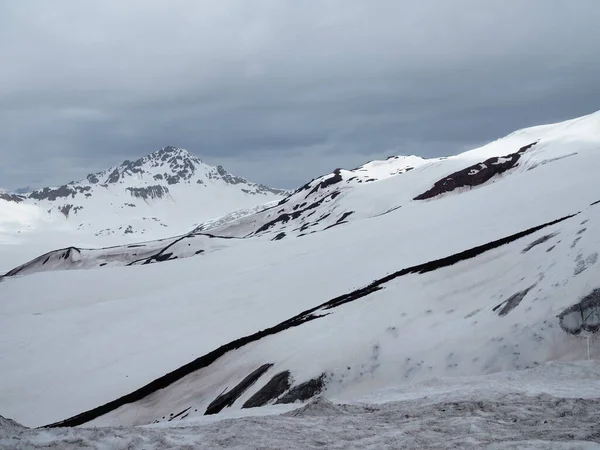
[1,111,600,447]
[2,362,600,449]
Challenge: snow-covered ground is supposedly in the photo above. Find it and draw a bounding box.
[2,362,600,449]
[1,111,600,447]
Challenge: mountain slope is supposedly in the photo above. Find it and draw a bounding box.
[1,111,600,429]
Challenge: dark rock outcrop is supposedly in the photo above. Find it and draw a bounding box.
[414,142,536,200]
[29,185,91,201]
[58,204,73,218]
[559,289,600,335]
[276,374,326,404]
[204,364,273,415]
[0,193,25,203]
[242,371,292,409]
[255,192,340,234]
[306,169,343,197]
[126,185,169,200]
[86,174,99,184]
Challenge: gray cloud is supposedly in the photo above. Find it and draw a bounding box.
[1,0,599,189]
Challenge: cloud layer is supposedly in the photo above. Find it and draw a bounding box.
[1,0,599,189]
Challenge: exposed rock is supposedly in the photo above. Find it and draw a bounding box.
[204,364,273,415]
[58,204,73,218]
[86,173,99,184]
[414,142,536,200]
[215,165,245,185]
[106,168,122,184]
[323,211,354,230]
[276,374,326,404]
[29,185,91,201]
[0,193,25,203]
[126,185,169,200]
[306,169,343,197]
[255,192,339,234]
[165,175,180,185]
[558,289,600,335]
[242,371,291,409]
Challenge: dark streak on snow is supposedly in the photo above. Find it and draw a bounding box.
[522,233,558,253]
[319,213,576,312]
[167,407,191,422]
[492,286,535,316]
[372,205,402,218]
[323,211,354,231]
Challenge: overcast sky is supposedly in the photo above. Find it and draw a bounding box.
[1,0,599,190]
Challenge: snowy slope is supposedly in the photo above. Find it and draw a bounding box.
[4,111,597,277]
[1,111,600,432]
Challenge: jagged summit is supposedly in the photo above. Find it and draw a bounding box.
[84,146,210,186]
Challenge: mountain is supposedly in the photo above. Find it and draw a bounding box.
[0,146,288,240]
[1,111,600,436]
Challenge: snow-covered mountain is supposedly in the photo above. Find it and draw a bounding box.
[0,146,288,271]
[1,111,600,440]
[0,146,287,240]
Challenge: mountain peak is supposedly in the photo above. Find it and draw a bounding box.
[150,146,196,162]
[97,146,204,185]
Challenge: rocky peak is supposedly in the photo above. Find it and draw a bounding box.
[100,146,204,185]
